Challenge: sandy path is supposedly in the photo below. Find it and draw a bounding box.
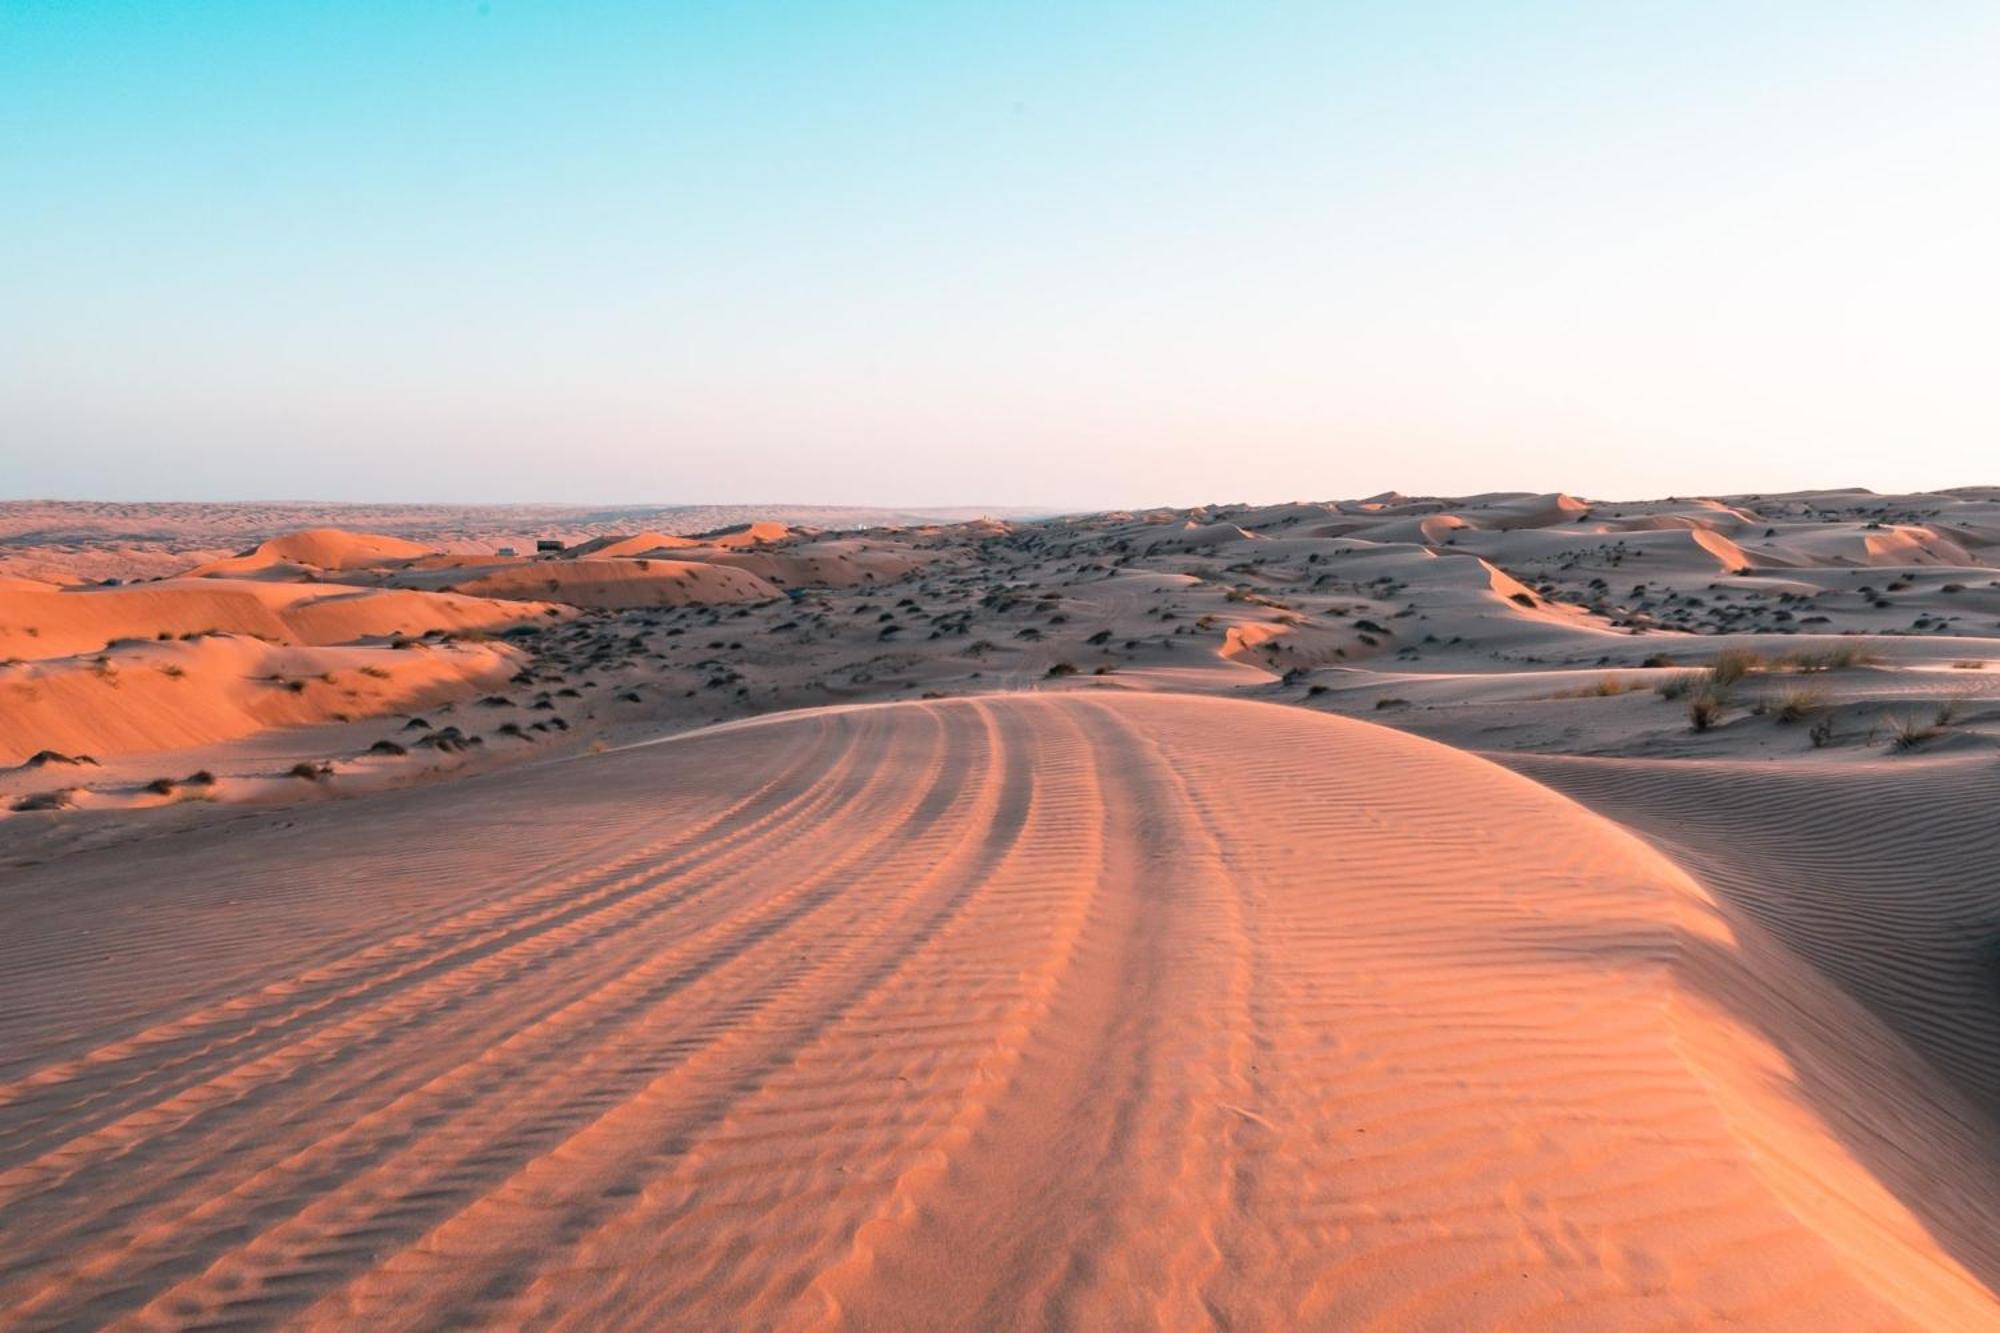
[1,694,1995,1329]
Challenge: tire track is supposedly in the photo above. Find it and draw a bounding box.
[2,694,1996,1330]
[0,716,841,1154]
[81,706,987,1329]
[0,710,932,1325]
[0,711,872,1229]
[298,696,1058,1328]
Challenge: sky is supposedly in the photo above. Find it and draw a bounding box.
[3,1,1996,510]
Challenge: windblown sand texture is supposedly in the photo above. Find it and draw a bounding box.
[4,488,1999,1328]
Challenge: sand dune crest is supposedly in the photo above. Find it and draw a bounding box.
[2,695,1992,1328]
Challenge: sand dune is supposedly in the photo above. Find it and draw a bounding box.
[0,577,556,661]
[701,520,796,548]
[0,634,522,765]
[6,489,2000,1326]
[2,694,1996,1328]
[189,528,438,577]
[563,531,704,559]
[1508,750,2000,1117]
[0,574,562,767]
[452,557,783,609]
[0,501,1030,584]
[693,539,934,588]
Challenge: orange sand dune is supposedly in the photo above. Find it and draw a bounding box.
[451,557,783,609]
[2,694,1993,1328]
[0,633,520,764]
[187,527,437,576]
[694,539,932,588]
[700,519,795,548]
[0,577,557,660]
[563,531,703,559]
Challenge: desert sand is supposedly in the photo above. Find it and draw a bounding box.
[3,489,1999,1328]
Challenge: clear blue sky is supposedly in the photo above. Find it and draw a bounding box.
[4,2,1995,507]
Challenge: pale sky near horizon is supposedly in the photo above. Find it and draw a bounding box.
[4,2,1996,510]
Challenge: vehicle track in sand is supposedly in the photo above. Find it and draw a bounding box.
[2,693,1997,1329]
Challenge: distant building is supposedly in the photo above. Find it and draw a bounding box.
[536,539,565,554]
[495,546,517,557]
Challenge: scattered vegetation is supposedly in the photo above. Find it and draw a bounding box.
[1709,648,1762,686]
[1887,712,1940,751]
[1655,671,1708,701]
[1553,674,1638,699]
[1686,689,1727,732]
[24,750,98,768]
[1776,645,1875,672]
[1769,686,1827,725]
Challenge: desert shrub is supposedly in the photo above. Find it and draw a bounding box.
[1656,671,1706,701]
[1046,662,1078,677]
[26,750,97,767]
[1687,689,1726,732]
[142,777,177,795]
[1709,648,1762,685]
[1556,674,1635,699]
[1887,713,1938,751]
[1808,715,1836,748]
[1779,644,1874,672]
[1772,687,1826,724]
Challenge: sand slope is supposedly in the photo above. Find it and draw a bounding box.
[0,578,555,660]
[2,694,1993,1329]
[0,635,523,765]
[186,528,438,577]
[451,558,782,609]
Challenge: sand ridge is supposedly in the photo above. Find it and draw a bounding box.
[3,694,1995,1328]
